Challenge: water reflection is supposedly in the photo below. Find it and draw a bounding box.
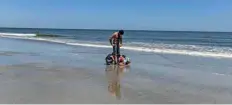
[105,65,130,99]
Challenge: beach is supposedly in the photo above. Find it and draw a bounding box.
[1,36,232,104]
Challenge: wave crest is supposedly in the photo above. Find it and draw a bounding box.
[0,32,36,37]
[1,35,232,59]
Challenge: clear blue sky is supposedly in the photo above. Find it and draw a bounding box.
[0,0,231,32]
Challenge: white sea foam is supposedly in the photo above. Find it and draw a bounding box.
[212,73,226,76]
[1,35,232,59]
[0,33,36,37]
[211,72,232,77]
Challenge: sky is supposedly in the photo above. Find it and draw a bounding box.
[0,0,232,32]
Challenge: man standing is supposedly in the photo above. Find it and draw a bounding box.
[109,30,124,64]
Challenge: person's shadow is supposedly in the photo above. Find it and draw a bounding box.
[105,65,130,100]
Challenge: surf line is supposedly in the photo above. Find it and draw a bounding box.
[1,35,232,59]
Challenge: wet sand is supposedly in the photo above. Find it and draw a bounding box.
[1,37,232,104]
[0,63,128,104]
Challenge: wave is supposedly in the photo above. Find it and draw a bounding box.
[0,32,62,37]
[0,32,36,37]
[212,73,232,76]
[122,46,232,58]
[1,35,232,59]
[126,42,232,53]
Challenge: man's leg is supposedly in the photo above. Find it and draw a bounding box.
[116,44,120,64]
[113,46,116,55]
[112,46,117,64]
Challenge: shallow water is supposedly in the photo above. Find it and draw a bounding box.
[1,37,232,103]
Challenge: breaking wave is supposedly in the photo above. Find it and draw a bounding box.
[0,32,36,37]
[1,34,232,59]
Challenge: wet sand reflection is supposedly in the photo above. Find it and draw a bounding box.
[105,65,130,99]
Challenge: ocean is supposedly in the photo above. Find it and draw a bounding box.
[0,27,232,58]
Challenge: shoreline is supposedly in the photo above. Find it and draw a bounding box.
[1,36,232,59]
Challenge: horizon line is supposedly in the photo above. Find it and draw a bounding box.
[0,26,231,33]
